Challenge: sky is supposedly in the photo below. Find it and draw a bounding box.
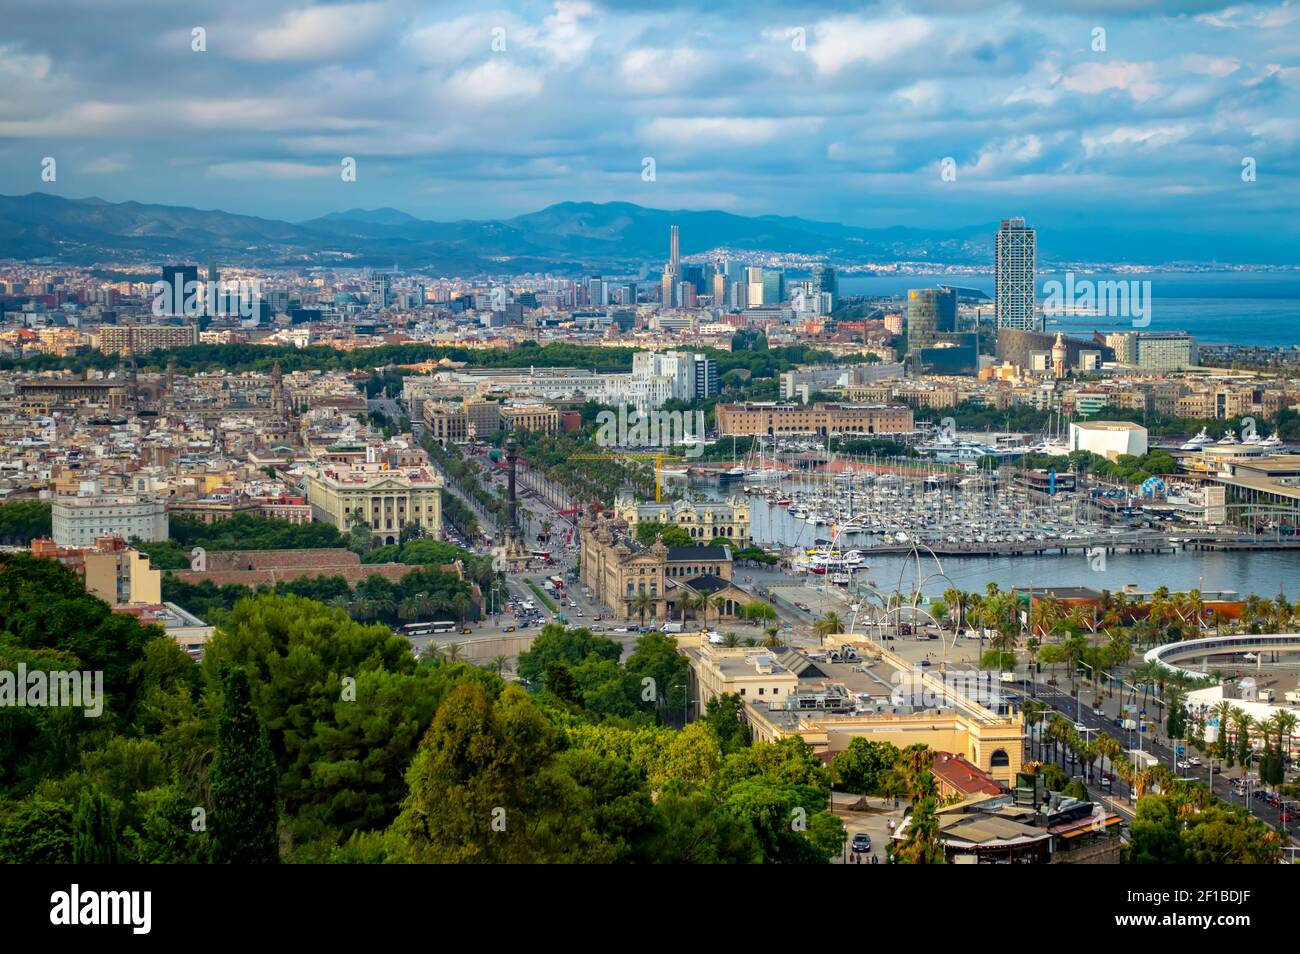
[0,0,1297,249]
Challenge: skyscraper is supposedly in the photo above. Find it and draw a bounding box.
[995,217,1037,330]
[661,224,680,307]
[811,263,838,308]
[762,269,785,306]
[368,269,391,309]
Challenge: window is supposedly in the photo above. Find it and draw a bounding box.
[990,749,1010,768]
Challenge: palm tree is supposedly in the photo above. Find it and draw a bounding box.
[814,611,843,646]
[443,641,463,664]
[1233,709,1255,779]
[1021,699,1046,761]
[762,626,781,648]
[722,631,740,648]
[489,655,509,675]
[630,591,652,627]
[681,589,708,626]
[709,594,731,623]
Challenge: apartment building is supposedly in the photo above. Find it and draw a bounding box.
[51,485,169,547]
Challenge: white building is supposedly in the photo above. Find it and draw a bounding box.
[1068,421,1148,460]
[51,483,169,547]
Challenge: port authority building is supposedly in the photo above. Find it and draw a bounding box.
[578,514,753,622]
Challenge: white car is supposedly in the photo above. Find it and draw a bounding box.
[1072,722,1087,733]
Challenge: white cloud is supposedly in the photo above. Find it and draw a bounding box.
[444,59,543,103]
[619,48,705,95]
[808,16,933,75]
[640,116,821,147]
[1062,61,1162,101]
[232,3,390,62]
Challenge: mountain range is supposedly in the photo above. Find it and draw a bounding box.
[0,193,1291,271]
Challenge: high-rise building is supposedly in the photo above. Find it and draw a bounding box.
[762,270,785,306]
[746,267,765,307]
[995,217,1037,330]
[662,225,680,307]
[906,287,957,351]
[159,264,199,315]
[811,264,838,309]
[693,354,719,399]
[368,270,391,309]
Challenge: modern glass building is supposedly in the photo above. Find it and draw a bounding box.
[995,217,1037,330]
[906,287,957,351]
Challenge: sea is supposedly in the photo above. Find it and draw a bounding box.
[838,272,1300,348]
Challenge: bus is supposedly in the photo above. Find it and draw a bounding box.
[529,550,554,565]
[400,621,456,638]
[548,575,565,592]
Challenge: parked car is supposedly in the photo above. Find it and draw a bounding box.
[851,833,872,853]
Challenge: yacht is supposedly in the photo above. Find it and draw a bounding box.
[1180,427,1212,451]
[1216,429,1237,445]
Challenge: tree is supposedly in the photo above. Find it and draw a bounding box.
[813,612,843,646]
[72,787,119,864]
[704,693,751,754]
[830,738,900,795]
[210,667,280,864]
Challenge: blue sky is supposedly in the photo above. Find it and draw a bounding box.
[0,0,1297,246]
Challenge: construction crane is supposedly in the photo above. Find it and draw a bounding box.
[566,449,689,503]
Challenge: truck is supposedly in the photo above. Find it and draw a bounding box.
[662,622,684,634]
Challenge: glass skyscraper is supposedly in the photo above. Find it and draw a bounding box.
[995,217,1037,330]
[906,287,957,351]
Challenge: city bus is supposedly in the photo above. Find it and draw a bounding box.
[548,575,565,592]
[400,621,456,638]
[529,550,554,565]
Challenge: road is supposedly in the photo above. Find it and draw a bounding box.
[1009,677,1299,838]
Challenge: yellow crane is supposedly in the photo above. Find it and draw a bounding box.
[566,449,689,503]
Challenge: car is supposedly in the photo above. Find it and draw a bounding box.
[850,833,871,853]
[1187,756,1202,766]
[461,628,472,635]
[1072,723,1087,733]
[1092,708,1106,717]
[1177,760,1191,770]
[917,659,932,668]
[1099,775,1113,789]
[504,625,516,633]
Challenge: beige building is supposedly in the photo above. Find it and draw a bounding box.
[305,463,443,545]
[578,513,752,623]
[716,401,913,438]
[613,494,752,547]
[687,636,1026,786]
[499,403,560,434]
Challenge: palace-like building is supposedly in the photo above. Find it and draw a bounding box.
[578,511,753,623]
[612,494,751,547]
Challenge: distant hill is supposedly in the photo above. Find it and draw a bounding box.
[0,193,1290,269]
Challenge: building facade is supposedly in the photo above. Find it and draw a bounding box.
[995,217,1037,330]
[716,402,914,437]
[305,463,443,544]
[50,489,169,547]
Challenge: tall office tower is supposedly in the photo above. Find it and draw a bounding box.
[746,266,765,306]
[621,283,638,306]
[661,224,680,307]
[160,264,199,314]
[811,263,838,308]
[206,256,219,287]
[995,217,1037,330]
[906,287,957,351]
[711,270,726,305]
[762,269,785,306]
[368,269,391,309]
